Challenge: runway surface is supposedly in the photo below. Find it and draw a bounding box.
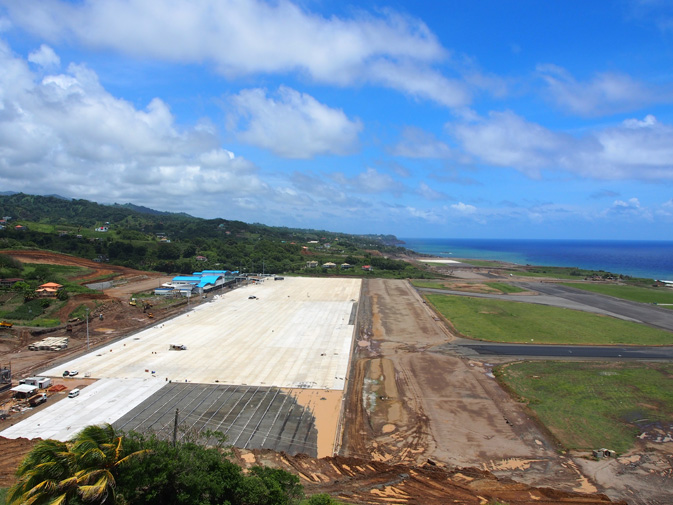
[41,277,361,389]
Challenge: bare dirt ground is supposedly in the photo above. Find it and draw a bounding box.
[0,250,177,378]
[341,278,670,505]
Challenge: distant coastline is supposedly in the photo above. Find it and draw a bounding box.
[401,238,673,281]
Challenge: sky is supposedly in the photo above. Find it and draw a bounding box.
[0,1,673,240]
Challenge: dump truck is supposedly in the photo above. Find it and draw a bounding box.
[28,393,48,407]
[0,321,13,328]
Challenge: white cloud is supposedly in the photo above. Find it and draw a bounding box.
[449,111,673,180]
[229,86,362,158]
[450,110,571,177]
[330,167,403,194]
[391,127,453,159]
[537,64,671,116]
[450,202,476,214]
[2,0,472,107]
[0,39,270,215]
[28,44,60,69]
[603,197,652,220]
[416,181,448,201]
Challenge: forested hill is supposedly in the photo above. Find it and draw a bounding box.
[0,193,421,277]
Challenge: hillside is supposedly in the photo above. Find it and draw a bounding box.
[0,193,423,277]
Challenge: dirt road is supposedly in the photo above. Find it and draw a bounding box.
[342,279,601,492]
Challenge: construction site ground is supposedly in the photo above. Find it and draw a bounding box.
[0,251,668,504]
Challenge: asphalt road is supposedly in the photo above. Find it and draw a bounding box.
[449,341,673,360]
[515,282,673,332]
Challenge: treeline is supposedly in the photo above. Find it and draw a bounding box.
[0,194,421,277]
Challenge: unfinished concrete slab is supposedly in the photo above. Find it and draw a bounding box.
[41,277,361,390]
[1,378,167,441]
[113,383,319,457]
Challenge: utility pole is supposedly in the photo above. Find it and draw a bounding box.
[173,408,179,446]
[85,307,90,350]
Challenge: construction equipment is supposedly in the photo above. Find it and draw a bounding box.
[141,300,152,312]
[0,321,13,328]
[147,312,154,319]
[129,299,137,306]
[28,393,48,407]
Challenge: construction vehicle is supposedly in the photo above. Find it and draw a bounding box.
[129,299,137,306]
[147,312,154,319]
[0,321,13,328]
[28,393,48,407]
[141,300,152,312]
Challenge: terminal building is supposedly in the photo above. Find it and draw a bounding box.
[157,270,240,296]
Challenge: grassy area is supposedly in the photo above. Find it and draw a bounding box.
[457,259,504,267]
[562,283,673,308]
[496,361,673,453]
[484,282,526,294]
[425,294,673,345]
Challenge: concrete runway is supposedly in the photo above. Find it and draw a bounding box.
[41,277,361,390]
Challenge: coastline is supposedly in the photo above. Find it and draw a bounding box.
[401,237,673,280]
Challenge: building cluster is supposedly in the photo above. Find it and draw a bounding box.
[156,270,241,296]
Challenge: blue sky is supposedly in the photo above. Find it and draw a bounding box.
[1,0,672,240]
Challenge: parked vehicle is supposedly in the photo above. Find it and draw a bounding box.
[69,370,78,377]
[63,370,70,377]
[68,388,80,398]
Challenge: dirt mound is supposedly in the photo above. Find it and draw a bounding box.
[231,448,623,505]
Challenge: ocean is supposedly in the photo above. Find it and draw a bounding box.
[400,238,673,281]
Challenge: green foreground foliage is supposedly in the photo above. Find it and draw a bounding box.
[425,294,673,345]
[8,425,341,505]
[496,361,673,452]
[561,282,673,308]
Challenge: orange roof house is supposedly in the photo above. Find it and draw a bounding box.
[36,282,64,297]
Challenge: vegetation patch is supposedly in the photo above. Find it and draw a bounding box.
[495,361,673,452]
[425,294,673,345]
[562,282,673,308]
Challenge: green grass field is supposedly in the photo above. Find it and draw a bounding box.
[425,294,673,345]
[562,283,673,308]
[496,361,673,452]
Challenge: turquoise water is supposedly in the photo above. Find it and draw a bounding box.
[400,238,673,280]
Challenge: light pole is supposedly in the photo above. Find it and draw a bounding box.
[85,307,90,350]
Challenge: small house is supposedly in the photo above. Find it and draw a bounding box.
[36,282,64,297]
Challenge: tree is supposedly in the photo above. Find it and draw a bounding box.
[8,424,150,505]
